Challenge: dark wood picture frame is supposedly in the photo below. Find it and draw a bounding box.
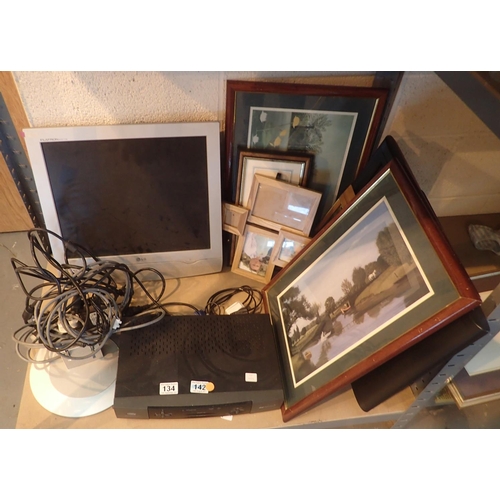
[235,148,313,208]
[263,157,481,422]
[224,80,388,224]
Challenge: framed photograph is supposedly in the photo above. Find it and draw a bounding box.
[236,148,312,207]
[231,224,279,283]
[247,174,321,237]
[271,230,311,268]
[223,202,249,236]
[224,80,388,223]
[263,158,481,422]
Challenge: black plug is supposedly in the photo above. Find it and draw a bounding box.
[22,305,34,324]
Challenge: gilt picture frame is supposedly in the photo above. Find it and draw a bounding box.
[263,158,481,422]
[224,80,388,224]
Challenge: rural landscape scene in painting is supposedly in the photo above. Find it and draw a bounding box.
[278,199,432,386]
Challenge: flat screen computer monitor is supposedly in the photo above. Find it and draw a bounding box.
[23,122,223,279]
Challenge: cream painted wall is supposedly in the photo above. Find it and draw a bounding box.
[13,71,500,217]
[13,71,375,127]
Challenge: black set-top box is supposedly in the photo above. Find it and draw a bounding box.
[113,314,283,419]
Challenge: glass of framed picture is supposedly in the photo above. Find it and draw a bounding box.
[247,174,321,237]
[263,157,481,422]
[271,229,311,268]
[231,224,279,284]
[236,149,312,208]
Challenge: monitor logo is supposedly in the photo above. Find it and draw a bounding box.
[136,257,146,262]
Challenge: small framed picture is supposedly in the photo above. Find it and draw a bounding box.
[222,202,249,236]
[247,174,322,237]
[231,224,279,283]
[236,149,312,207]
[271,230,311,268]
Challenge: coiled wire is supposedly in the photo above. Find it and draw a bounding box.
[11,229,168,364]
[204,285,264,315]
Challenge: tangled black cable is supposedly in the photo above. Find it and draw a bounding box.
[204,285,264,315]
[11,229,169,363]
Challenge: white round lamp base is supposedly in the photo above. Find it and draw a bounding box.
[29,341,118,418]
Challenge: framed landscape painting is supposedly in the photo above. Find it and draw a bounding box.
[263,157,481,422]
[224,80,388,224]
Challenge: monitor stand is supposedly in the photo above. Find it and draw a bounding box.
[29,341,118,418]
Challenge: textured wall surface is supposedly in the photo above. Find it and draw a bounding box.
[13,71,500,217]
[13,71,374,127]
[14,72,225,126]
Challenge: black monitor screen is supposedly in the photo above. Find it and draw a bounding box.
[41,136,210,257]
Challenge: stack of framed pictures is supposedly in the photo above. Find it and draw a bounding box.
[224,80,389,226]
[228,173,322,284]
[223,79,390,284]
[222,80,484,422]
[262,156,482,422]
